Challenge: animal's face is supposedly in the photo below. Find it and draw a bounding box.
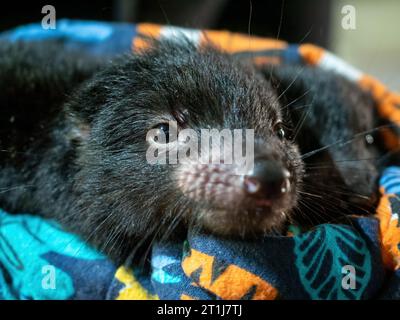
[297,104,380,221]
[68,41,304,258]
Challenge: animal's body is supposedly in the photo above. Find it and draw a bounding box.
[0,40,380,264]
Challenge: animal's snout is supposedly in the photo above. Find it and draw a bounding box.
[243,159,290,203]
[176,153,299,236]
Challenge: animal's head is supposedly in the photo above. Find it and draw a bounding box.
[264,65,381,225]
[65,40,304,261]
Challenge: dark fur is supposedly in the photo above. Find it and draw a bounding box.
[260,65,381,226]
[0,40,380,264]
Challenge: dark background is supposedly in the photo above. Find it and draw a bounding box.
[0,0,332,48]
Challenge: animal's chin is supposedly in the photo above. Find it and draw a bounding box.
[196,205,289,237]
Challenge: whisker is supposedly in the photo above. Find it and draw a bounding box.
[292,95,316,141]
[301,124,395,160]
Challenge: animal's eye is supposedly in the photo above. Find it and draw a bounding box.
[364,134,374,145]
[151,122,177,144]
[274,122,286,140]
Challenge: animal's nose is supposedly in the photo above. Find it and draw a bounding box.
[243,159,290,200]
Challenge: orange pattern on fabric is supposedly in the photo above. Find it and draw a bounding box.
[376,192,400,270]
[298,44,325,66]
[182,249,278,300]
[359,75,400,125]
[201,30,287,53]
[380,128,400,151]
[253,56,281,66]
[132,24,287,55]
[133,23,162,51]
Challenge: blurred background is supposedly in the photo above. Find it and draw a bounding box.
[0,0,398,90]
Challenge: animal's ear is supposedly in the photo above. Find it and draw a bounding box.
[255,64,310,123]
[63,69,112,142]
[65,113,91,143]
[255,64,317,146]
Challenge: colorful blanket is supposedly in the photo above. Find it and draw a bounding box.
[1,20,400,300]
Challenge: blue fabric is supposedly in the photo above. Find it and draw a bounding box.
[0,19,136,56]
[0,209,116,299]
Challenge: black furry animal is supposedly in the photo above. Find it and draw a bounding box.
[0,40,381,264]
[264,65,382,227]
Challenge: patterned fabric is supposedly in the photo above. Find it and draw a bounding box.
[0,20,400,300]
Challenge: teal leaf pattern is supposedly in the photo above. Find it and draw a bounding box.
[0,209,105,300]
[151,255,182,284]
[294,224,371,300]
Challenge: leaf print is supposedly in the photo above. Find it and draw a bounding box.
[294,224,371,300]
